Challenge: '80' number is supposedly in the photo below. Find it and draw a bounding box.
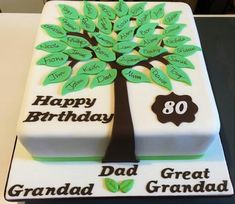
[162,101,188,115]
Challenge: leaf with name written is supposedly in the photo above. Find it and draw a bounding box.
[136,23,158,38]
[37,52,68,67]
[92,46,116,62]
[84,1,98,19]
[163,11,181,25]
[36,40,67,53]
[114,0,129,17]
[97,14,112,34]
[139,45,167,57]
[163,36,191,48]
[122,68,149,83]
[62,74,89,95]
[43,66,72,85]
[104,178,119,193]
[151,67,172,91]
[79,15,96,32]
[129,2,146,17]
[163,24,186,37]
[66,35,90,48]
[139,34,163,47]
[136,10,150,26]
[58,17,80,32]
[91,69,117,88]
[114,15,130,31]
[92,33,115,47]
[78,61,106,75]
[98,4,116,20]
[113,41,137,53]
[58,4,80,20]
[117,54,147,66]
[117,27,135,42]
[166,54,194,69]
[119,179,134,193]
[166,64,192,85]
[41,24,66,39]
[174,45,201,57]
[64,48,92,61]
[150,3,165,19]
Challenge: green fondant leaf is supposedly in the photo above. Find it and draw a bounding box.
[163,24,186,37]
[166,64,191,85]
[36,40,67,53]
[92,46,116,62]
[150,3,165,19]
[78,60,106,75]
[139,45,167,57]
[91,69,117,88]
[41,24,66,39]
[174,45,202,57]
[104,178,119,193]
[117,54,147,66]
[151,67,172,91]
[136,10,150,26]
[66,35,90,48]
[163,35,191,48]
[114,0,129,17]
[37,52,68,67]
[62,74,89,95]
[166,54,194,69]
[84,1,98,19]
[97,14,112,34]
[163,11,182,25]
[129,2,146,17]
[43,66,72,85]
[117,27,135,42]
[139,34,163,47]
[79,15,96,32]
[58,17,80,32]
[64,48,92,61]
[98,4,116,20]
[92,32,115,47]
[113,15,130,31]
[119,179,134,193]
[136,23,158,38]
[113,41,137,53]
[122,68,149,83]
[58,4,79,20]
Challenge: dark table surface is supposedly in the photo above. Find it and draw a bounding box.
[26,17,235,204]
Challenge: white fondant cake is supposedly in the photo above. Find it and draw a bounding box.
[17,1,220,162]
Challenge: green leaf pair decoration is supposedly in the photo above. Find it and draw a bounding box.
[104,178,134,193]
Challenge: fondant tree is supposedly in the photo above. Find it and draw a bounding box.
[36,0,201,162]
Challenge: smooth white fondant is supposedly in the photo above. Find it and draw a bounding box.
[17,1,220,158]
[5,136,233,200]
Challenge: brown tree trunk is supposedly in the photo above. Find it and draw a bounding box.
[102,70,138,163]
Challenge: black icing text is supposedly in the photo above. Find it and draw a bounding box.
[8,183,94,197]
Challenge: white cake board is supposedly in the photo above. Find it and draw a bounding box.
[5,135,234,201]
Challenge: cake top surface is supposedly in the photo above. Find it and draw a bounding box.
[17,0,220,140]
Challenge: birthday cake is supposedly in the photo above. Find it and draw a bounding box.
[17,0,220,163]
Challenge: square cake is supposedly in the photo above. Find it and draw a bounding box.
[17,0,220,162]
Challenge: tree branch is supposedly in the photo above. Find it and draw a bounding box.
[68,58,79,68]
